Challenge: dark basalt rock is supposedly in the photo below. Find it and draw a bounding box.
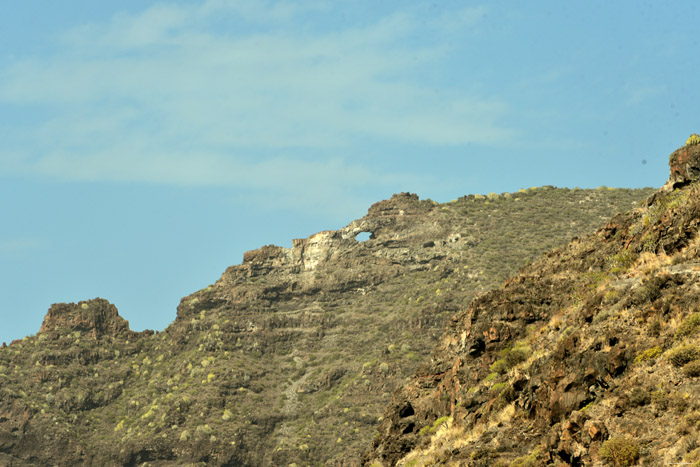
[363,143,700,466]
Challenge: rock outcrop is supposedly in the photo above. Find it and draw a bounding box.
[39,298,134,339]
[668,141,700,189]
[363,145,700,466]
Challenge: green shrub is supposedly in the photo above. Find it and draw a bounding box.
[418,416,450,436]
[668,344,700,368]
[676,313,700,338]
[599,436,639,466]
[503,346,529,367]
[490,382,515,404]
[490,359,509,375]
[510,450,539,467]
[580,400,595,413]
[608,250,637,273]
[490,345,529,375]
[635,346,662,364]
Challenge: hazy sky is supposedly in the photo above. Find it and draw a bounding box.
[2,0,698,343]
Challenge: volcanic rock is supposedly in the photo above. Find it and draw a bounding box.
[39,298,133,339]
[0,185,653,465]
[363,144,700,465]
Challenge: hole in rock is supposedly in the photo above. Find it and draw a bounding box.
[398,402,414,418]
[355,231,372,242]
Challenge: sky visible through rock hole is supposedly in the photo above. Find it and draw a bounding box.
[1,0,699,343]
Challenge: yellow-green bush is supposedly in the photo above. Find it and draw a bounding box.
[483,372,499,382]
[668,344,700,368]
[607,250,637,273]
[490,345,529,375]
[599,436,639,466]
[686,133,700,146]
[502,345,529,367]
[490,382,510,395]
[490,359,509,375]
[676,313,700,339]
[114,419,126,432]
[418,416,450,436]
[635,346,662,364]
[510,448,540,467]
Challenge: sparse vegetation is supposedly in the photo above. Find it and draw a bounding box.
[0,187,655,465]
[418,416,450,436]
[677,313,700,339]
[668,344,700,368]
[490,344,529,375]
[683,360,700,378]
[608,250,637,273]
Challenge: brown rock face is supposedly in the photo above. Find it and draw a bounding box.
[39,298,132,338]
[363,145,700,466]
[668,142,700,188]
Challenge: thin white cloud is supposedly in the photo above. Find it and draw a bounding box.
[0,1,507,195]
[4,150,428,217]
[17,150,381,188]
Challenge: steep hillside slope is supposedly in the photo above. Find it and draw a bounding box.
[0,187,651,466]
[363,144,700,466]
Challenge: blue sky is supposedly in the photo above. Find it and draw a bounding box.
[1,0,698,344]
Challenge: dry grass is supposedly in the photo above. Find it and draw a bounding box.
[625,251,671,278]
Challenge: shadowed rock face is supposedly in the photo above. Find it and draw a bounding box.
[669,142,700,188]
[363,146,700,466]
[0,186,653,466]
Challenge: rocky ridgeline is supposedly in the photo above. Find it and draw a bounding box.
[363,143,700,466]
[174,193,436,322]
[39,299,135,340]
[0,180,652,465]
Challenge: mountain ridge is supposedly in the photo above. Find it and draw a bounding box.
[0,182,654,465]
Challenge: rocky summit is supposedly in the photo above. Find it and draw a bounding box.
[363,143,700,467]
[0,178,652,465]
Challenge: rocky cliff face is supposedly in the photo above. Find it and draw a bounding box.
[0,184,652,466]
[363,144,700,466]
